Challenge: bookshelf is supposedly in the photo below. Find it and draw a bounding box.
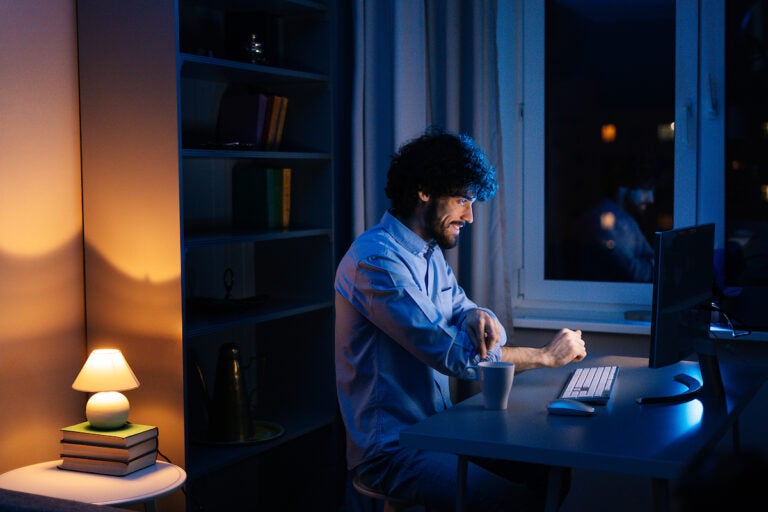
[78,1,340,509]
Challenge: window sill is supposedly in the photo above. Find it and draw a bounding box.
[512,307,651,335]
[513,308,768,342]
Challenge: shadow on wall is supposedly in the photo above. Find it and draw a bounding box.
[0,236,86,472]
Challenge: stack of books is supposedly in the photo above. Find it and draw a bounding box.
[58,421,158,476]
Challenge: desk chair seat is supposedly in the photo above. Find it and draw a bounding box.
[351,472,426,512]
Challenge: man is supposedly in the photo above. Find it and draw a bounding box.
[576,158,657,283]
[335,128,587,511]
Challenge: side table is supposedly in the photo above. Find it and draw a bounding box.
[0,460,186,512]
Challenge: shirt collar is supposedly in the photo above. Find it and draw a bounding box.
[381,210,436,257]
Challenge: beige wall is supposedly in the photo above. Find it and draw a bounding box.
[77,0,185,485]
[0,1,86,470]
[0,5,185,509]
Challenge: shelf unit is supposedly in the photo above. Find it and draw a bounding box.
[78,1,340,510]
[179,0,339,509]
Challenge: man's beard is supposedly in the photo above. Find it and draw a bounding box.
[425,200,461,250]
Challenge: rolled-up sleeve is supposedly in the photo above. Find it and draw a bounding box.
[336,240,505,379]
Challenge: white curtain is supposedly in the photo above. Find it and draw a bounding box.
[350,0,514,328]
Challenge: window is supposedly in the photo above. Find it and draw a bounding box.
[722,0,768,331]
[545,1,675,285]
[509,0,728,331]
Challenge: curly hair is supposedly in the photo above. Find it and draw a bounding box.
[385,127,498,216]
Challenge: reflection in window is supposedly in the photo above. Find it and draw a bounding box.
[545,0,675,282]
[722,0,768,330]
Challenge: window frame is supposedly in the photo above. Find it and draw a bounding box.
[508,0,724,332]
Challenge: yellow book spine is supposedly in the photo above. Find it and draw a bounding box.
[273,96,288,150]
[281,168,291,229]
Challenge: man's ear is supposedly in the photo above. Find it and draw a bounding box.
[417,190,430,203]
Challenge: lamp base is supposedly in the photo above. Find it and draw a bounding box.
[86,391,130,430]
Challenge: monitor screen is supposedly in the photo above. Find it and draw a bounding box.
[649,223,715,369]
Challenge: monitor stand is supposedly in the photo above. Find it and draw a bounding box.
[636,341,725,405]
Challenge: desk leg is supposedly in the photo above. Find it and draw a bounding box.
[544,467,567,512]
[457,455,467,512]
[651,478,669,512]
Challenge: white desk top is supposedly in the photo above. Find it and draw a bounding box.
[401,354,768,480]
[0,460,186,506]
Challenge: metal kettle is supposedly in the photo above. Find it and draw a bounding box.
[194,342,255,442]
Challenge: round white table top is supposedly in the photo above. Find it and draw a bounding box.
[0,460,186,506]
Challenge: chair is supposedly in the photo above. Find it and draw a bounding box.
[351,472,425,512]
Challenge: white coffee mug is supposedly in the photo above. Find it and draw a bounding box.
[466,361,516,410]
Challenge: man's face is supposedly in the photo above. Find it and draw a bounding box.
[627,187,655,215]
[425,193,476,249]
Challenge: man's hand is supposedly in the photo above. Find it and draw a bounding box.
[464,308,502,359]
[542,328,587,367]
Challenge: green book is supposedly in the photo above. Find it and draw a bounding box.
[60,421,158,448]
[232,166,290,230]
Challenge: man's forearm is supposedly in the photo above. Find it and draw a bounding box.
[500,345,553,371]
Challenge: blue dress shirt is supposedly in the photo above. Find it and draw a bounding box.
[334,211,506,471]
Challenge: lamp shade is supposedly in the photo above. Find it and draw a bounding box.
[72,348,140,392]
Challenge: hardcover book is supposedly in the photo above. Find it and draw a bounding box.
[60,436,158,461]
[59,450,157,476]
[60,422,158,448]
[260,95,282,150]
[266,96,288,150]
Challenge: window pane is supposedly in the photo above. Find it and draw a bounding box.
[545,0,676,283]
[723,0,768,330]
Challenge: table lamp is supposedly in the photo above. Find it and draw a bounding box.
[72,348,140,430]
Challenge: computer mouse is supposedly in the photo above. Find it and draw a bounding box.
[547,398,596,416]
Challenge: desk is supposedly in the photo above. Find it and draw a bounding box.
[0,460,186,512]
[400,355,768,511]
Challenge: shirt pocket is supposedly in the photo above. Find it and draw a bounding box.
[435,286,454,319]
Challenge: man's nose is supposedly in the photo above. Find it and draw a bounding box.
[463,204,474,223]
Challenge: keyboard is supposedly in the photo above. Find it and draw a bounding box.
[559,365,618,405]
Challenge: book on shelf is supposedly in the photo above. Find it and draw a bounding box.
[232,166,292,230]
[270,96,288,150]
[60,421,158,448]
[60,435,158,461]
[260,94,281,150]
[280,166,291,228]
[253,92,269,146]
[261,95,288,151]
[59,450,157,476]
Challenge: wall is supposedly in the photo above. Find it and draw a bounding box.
[0,1,86,470]
[77,0,185,484]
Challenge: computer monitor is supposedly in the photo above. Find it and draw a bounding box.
[637,223,722,405]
